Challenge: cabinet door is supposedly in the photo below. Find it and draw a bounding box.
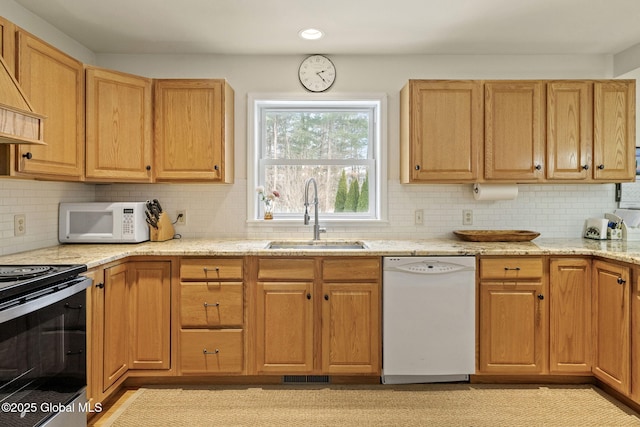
[16,30,84,179]
[83,267,105,407]
[592,260,630,394]
[154,79,233,182]
[479,281,547,373]
[546,81,593,180]
[401,80,482,182]
[255,282,313,373]
[484,81,545,181]
[549,258,591,373]
[321,283,380,374]
[593,81,636,181]
[85,67,152,182]
[128,261,171,370]
[632,267,640,403]
[102,264,129,391]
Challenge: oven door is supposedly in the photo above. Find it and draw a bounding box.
[0,277,90,427]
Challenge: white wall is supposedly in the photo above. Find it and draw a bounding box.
[0,0,631,254]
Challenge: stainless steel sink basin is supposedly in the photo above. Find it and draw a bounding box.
[266,240,367,250]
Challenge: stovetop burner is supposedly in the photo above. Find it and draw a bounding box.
[0,266,54,282]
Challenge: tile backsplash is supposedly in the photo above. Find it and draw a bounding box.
[0,180,94,256]
[0,178,619,257]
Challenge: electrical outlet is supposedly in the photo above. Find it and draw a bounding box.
[462,209,473,225]
[14,214,26,236]
[176,210,187,225]
[414,209,424,225]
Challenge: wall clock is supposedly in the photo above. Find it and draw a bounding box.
[298,54,336,92]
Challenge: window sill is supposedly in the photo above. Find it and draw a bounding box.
[247,218,389,226]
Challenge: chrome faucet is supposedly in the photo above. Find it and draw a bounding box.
[304,177,324,241]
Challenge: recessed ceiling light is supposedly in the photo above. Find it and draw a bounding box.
[299,28,324,40]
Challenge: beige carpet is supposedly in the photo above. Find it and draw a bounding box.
[102,383,640,427]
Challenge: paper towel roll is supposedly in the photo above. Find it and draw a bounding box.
[473,183,518,201]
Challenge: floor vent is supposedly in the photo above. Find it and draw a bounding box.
[282,375,330,384]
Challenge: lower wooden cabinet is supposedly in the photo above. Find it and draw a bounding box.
[478,257,547,374]
[87,259,171,405]
[592,259,630,395]
[253,257,381,376]
[549,258,591,374]
[180,329,244,374]
[178,257,245,375]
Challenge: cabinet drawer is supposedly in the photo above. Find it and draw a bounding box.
[180,329,243,374]
[322,258,380,281]
[258,258,315,280]
[480,257,543,279]
[181,258,243,280]
[180,282,243,327]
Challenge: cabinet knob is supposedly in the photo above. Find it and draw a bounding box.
[324,294,329,301]
[598,164,605,170]
[214,165,219,171]
[306,293,311,300]
[415,165,421,171]
[96,282,104,289]
[535,164,542,171]
[537,294,544,300]
[617,277,626,285]
[22,152,32,160]
[146,165,151,171]
[582,164,589,170]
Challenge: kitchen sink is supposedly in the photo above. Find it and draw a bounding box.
[266,240,368,250]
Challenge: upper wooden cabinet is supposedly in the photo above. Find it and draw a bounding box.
[401,79,636,184]
[15,30,84,180]
[85,66,153,182]
[0,16,15,73]
[593,81,636,181]
[546,81,593,180]
[400,80,483,182]
[154,79,234,182]
[484,81,545,182]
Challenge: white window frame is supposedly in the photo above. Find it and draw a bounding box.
[247,93,387,224]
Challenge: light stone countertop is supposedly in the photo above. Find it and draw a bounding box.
[2,237,640,269]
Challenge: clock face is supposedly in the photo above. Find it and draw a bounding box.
[298,55,336,92]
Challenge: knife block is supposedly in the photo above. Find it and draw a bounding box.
[150,212,175,242]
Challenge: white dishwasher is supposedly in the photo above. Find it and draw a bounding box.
[382,256,476,384]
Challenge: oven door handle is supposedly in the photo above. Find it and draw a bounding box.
[0,276,92,323]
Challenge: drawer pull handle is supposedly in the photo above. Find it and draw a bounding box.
[504,267,521,271]
[203,348,220,355]
[203,267,220,273]
[204,302,220,308]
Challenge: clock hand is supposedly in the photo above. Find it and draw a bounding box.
[316,71,327,83]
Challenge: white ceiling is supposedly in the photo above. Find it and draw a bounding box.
[12,0,640,56]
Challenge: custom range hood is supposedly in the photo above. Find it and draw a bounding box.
[0,55,45,145]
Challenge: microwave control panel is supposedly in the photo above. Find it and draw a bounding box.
[122,208,135,236]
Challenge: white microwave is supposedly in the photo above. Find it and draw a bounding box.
[59,202,149,243]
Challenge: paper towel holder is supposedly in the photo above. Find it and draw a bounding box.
[472,183,519,201]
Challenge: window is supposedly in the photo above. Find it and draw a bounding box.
[249,95,385,222]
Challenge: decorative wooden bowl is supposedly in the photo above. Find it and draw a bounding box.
[453,230,540,242]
